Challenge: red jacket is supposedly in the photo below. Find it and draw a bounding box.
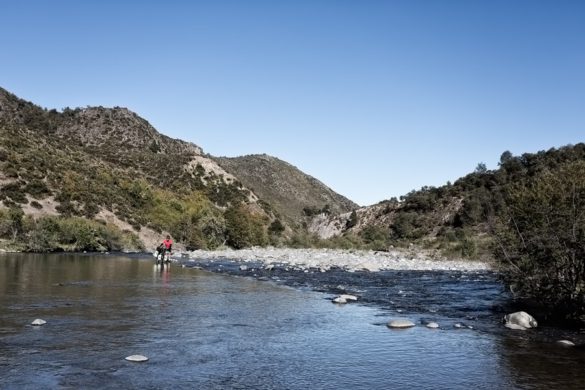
[162,239,173,250]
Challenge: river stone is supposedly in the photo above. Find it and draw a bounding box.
[31,319,46,326]
[338,294,358,301]
[125,355,149,362]
[239,265,248,271]
[504,311,538,330]
[426,322,440,329]
[333,297,348,304]
[387,319,415,329]
[556,340,575,347]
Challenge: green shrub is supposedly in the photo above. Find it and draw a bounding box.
[24,179,51,199]
[224,205,268,249]
[1,182,27,203]
[0,207,24,240]
[495,161,585,321]
[268,219,285,235]
[346,211,358,229]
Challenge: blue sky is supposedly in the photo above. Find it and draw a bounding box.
[1,1,584,206]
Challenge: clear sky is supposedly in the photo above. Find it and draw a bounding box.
[1,0,584,206]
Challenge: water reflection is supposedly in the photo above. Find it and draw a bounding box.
[497,333,585,390]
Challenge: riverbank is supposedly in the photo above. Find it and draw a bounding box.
[181,247,492,272]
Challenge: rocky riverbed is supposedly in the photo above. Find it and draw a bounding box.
[173,247,585,347]
[173,247,504,332]
[179,247,492,272]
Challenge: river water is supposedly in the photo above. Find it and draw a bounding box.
[1,253,584,389]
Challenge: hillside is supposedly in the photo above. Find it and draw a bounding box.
[215,154,357,226]
[0,87,364,252]
[311,144,585,259]
[0,87,273,251]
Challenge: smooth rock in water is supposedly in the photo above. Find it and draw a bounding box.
[338,294,358,301]
[333,297,348,304]
[454,323,464,329]
[31,319,46,326]
[239,265,248,271]
[426,322,440,329]
[125,355,149,362]
[556,340,575,347]
[387,319,415,329]
[504,311,538,330]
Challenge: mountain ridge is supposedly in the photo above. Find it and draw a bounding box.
[215,154,357,227]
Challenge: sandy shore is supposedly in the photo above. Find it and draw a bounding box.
[181,247,492,272]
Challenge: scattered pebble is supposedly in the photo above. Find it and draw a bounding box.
[184,247,490,272]
[31,319,46,326]
[125,355,149,362]
[426,322,440,329]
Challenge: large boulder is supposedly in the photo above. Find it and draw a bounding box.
[503,311,538,330]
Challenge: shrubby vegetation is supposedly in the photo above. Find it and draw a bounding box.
[494,161,585,322]
[0,209,142,252]
[224,205,268,249]
[0,88,273,252]
[303,204,332,217]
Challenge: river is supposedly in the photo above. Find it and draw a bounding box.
[1,253,584,389]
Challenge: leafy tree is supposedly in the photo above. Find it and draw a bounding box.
[2,208,24,241]
[346,210,358,229]
[268,219,285,235]
[224,205,267,249]
[359,225,390,251]
[475,162,487,174]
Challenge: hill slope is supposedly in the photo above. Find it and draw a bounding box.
[215,154,357,226]
[0,87,359,252]
[310,143,585,259]
[0,87,269,251]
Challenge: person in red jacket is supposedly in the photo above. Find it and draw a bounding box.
[157,235,173,264]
